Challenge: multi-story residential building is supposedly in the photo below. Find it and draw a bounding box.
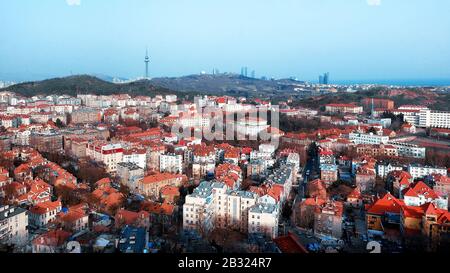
[400,203,450,250]
[117,162,145,191]
[121,108,140,121]
[325,104,363,114]
[349,132,389,145]
[418,109,450,129]
[432,174,450,197]
[407,164,447,179]
[355,144,398,157]
[183,181,224,234]
[403,181,448,210]
[32,229,71,253]
[86,142,123,173]
[355,165,377,193]
[362,98,395,111]
[222,190,258,232]
[137,172,185,201]
[236,117,270,138]
[0,133,12,152]
[320,164,338,186]
[68,138,88,158]
[177,113,211,129]
[387,170,413,197]
[366,193,404,238]
[0,115,19,128]
[159,153,183,174]
[56,205,89,232]
[11,127,32,146]
[263,163,295,204]
[28,200,62,228]
[165,95,177,103]
[191,145,216,180]
[30,111,67,125]
[56,96,82,106]
[286,153,301,174]
[147,142,166,171]
[103,108,120,124]
[0,205,28,246]
[183,181,279,238]
[366,118,392,128]
[122,148,147,170]
[388,141,426,159]
[250,144,276,167]
[29,130,63,153]
[313,200,344,239]
[246,159,268,178]
[248,203,279,239]
[70,108,101,124]
[376,162,404,178]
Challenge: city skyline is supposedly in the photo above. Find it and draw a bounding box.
[0,0,450,84]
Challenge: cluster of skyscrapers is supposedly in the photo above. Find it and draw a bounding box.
[319,72,330,85]
[241,67,256,78]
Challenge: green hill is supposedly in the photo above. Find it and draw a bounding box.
[0,75,192,98]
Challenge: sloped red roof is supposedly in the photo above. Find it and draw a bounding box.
[273,233,308,253]
[367,193,404,215]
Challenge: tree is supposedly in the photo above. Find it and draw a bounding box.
[55,118,65,128]
[368,127,378,134]
[381,111,404,131]
[425,149,450,167]
[76,162,108,188]
[3,183,17,202]
[55,185,81,206]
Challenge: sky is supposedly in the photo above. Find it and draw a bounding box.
[0,0,449,83]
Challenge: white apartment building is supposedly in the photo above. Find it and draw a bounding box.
[12,129,31,146]
[376,162,404,178]
[325,104,363,114]
[159,153,183,174]
[403,182,448,210]
[349,132,389,145]
[165,95,177,103]
[393,108,422,126]
[388,141,426,159]
[183,181,225,233]
[86,142,123,173]
[29,200,62,228]
[0,205,28,246]
[250,144,277,168]
[418,109,450,129]
[179,114,211,129]
[248,203,279,239]
[236,117,270,138]
[183,181,277,236]
[407,164,447,179]
[287,153,301,174]
[122,148,147,170]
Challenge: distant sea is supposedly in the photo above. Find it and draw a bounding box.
[330,79,450,87]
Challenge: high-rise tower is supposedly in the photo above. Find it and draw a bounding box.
[144,48,150,79]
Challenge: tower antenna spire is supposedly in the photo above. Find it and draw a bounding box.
[144,47,150,79]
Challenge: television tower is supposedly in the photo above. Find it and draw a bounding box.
[144,48,150,79]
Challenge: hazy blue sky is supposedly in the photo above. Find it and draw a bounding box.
[0,0,449,83]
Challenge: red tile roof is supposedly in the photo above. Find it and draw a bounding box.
[33,230,72,247]
[367,193,405,215]
[29,200,62,215]
[404,181,439,199]
[273,233,308,253]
